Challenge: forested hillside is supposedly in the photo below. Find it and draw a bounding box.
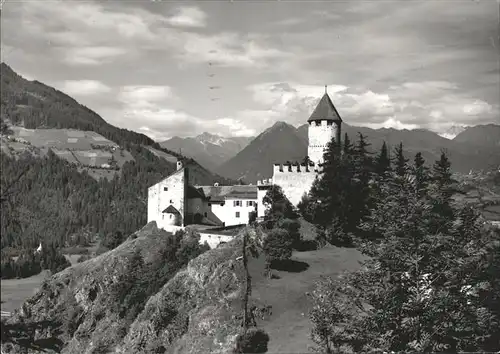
[0,145,175,250]
[1,63,161,149]
[0,63,235,254]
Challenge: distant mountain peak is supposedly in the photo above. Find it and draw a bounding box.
[439,125,469,140]
[195,132,228,147]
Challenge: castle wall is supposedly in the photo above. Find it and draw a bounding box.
[308,120,339,165]
[147,168,186,230]
[272,164,317,206]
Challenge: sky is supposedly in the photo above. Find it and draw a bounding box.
[1,0,499,141]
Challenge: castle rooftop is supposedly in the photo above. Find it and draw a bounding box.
[307,93,343,123]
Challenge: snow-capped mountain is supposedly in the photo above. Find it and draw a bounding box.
[439,125,468,140]
[160,133,253,170]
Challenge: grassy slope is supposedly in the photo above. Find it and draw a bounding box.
[247,221,367,353]
[1,220,366,353]
[249,245,365,352]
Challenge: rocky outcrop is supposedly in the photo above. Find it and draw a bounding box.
[2,222,251,354]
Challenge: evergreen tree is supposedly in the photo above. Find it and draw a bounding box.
[412,152,429,195]
[429,151,455,229]
[350,133,373,230]
[308,136,342,229]
[374,141,391,177]
[342,132,354,156]
[310,158,500,352]
[392,142,409,178]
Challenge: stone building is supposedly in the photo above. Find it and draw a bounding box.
[147,159,259,232]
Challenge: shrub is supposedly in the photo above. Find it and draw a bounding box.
[276,218,301,249]
[324,220,354,247]
[249,210,257,225]
[233,328,270,354]
[262,228,293,276]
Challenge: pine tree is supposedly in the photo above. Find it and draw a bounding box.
[429,151,455,229]
[392,142,409,178]
[412,152,429,195]
[309,136,342,228]
[311,157,500,352]
[342,132,353,156]
[350,133,373,231]
[374,142,391,177]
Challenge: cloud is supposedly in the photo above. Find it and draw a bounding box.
[2,0,497,139]
[175,32,290,68]
[118,85,175,108]
[6,1,286,69]
[166,6,207,28]
[244,81,499,134]
[61,46,128,66]
[216,118,257,137]
[59,80,112,96]
[112,84,216,140]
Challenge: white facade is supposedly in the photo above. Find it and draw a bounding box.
[210,197,258,226]
[147,168,186,231]
[308,120,338,166]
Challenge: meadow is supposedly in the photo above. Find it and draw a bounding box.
[249,244,365,353]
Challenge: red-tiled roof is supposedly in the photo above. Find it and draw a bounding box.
[307,93,343,122]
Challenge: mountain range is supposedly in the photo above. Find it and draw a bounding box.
[2,61,498,187]
[160,133,253,170]
[215,121,500,183]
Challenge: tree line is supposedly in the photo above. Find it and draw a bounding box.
[0,144,175,253]
[1,243,71,279]
[286,132,500,352]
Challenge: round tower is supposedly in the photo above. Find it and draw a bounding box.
[307,87,342,166]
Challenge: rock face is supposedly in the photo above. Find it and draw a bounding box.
[3,222,249,354]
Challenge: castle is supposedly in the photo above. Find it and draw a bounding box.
[147,90,342,234]
[257,90,342,206]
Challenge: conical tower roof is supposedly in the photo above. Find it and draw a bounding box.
[307,93,343,123]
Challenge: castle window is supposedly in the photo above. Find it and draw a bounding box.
[233,200,241,207]
[169,214,172,219]
[170,199,173,204]
[164,187,168,191]
[235,211,240,218]
[247,201,254,207]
